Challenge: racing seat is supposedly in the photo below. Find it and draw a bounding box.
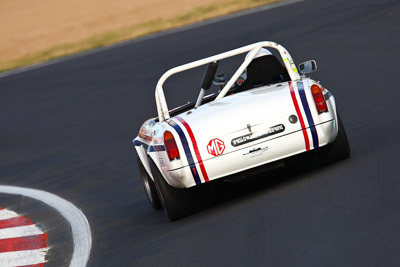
[237,55,290,92]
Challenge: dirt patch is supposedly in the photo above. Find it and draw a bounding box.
[0,0,279,71]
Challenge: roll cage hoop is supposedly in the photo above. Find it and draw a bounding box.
[155,41,301,122]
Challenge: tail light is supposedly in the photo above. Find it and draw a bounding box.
[311,84,328,114]
[164,131,180,161]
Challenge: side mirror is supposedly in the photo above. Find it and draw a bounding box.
[213,73,229,86]
[298,60,317,74]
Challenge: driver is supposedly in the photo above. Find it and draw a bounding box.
[235,48,272,86]
[234,48,290,92]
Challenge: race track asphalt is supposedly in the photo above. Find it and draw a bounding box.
[1,0,400,266]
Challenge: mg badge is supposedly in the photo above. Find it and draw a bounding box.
[207,138,225,156]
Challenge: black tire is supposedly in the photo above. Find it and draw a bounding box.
[137,157,162,210]
[317,114,351,166]
[148,158,194,221]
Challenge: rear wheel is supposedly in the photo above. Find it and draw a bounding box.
[137,157,162,210]
[148,159,194,221]
[318,114,350,165]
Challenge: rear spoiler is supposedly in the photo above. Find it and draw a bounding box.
[155,41,301,122]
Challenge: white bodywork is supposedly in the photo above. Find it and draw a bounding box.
[133,41,338,189]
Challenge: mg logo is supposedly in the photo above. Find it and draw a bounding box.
[207,138,225,156]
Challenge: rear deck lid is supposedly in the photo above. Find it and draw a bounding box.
[170,82,304,162]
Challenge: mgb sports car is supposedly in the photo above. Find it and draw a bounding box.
[133,41,350,220]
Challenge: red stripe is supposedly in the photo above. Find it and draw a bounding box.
[176,116,209,182]
[0,216,34,229]
[0,233,47,253]
[289,81,310,151]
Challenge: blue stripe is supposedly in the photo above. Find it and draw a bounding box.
[149,145,166,152]
[297,81,319,148]
[133,139,165,152]
[133,139,142,146]
[170,121,202,185]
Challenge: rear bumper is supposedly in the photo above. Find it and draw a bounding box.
[167,119,336,188]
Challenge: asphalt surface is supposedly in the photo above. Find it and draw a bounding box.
[1,0,400,266]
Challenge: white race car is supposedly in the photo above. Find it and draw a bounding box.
[133,41,350,220]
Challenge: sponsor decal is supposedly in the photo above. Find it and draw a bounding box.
[231,124,285,147]
[324,91,332,101]
[243,146,269,160]
[207,138,225,156]
[159,158,165,167]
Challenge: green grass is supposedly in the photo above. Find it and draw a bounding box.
[0,0,281,72]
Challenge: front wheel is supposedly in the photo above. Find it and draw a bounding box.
[148,159,194,221]
[317,114,350,165]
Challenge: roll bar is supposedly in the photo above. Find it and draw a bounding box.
[155,41,300,122]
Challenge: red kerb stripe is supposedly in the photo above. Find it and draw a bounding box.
[0,216,34,229]
[176,116,209,182]
[289,81,310,151]
[19,264,45,267]
[0,233,47,253]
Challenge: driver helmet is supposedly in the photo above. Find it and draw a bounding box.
[245,48,272,60]
[238,48,272,84]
